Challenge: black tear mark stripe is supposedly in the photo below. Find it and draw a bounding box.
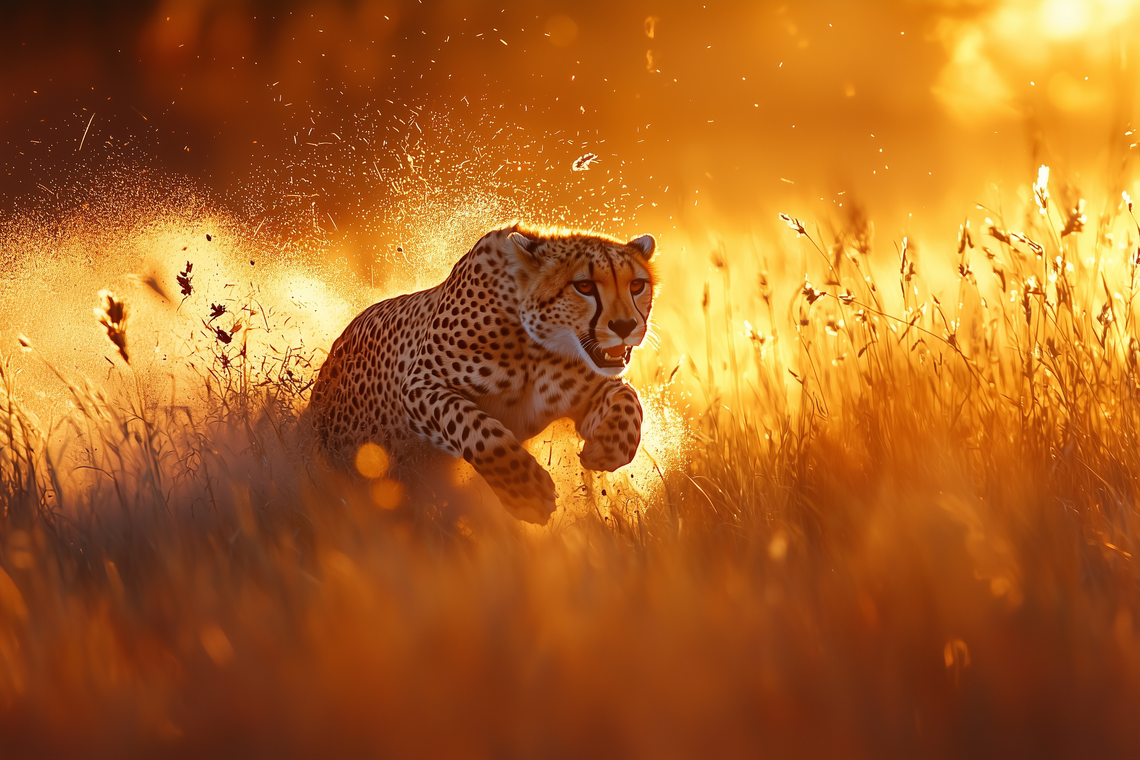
[627,260,648,326]
[633,291,648,325]
[588,290,603,340]
[588,255,614,342]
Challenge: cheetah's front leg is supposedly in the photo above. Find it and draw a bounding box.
[577,380,644,472]
[402,381,557,524]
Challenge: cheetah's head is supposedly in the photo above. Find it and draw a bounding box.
[506,228,658,377]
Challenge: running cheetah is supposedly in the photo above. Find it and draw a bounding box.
[309,224,657,524]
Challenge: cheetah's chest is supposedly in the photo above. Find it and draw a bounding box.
[476,362,591,442]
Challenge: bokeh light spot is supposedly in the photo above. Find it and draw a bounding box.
[355,442,390,479]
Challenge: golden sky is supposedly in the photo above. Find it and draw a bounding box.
[2,1,1135,240]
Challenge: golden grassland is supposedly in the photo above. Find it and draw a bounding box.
[2,171,1140,758]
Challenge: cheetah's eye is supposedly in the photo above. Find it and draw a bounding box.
[630,279,648,295]
[572,281,596,295]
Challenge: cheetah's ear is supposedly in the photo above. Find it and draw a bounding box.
[508,232,541,261]
[627,234,656,259]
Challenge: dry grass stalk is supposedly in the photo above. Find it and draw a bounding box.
[2,167,1140,755]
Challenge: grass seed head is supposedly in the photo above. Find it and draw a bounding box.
[1034,164,1050,215]
[957,219,973,255]
[1061,199,1087,237]
[802,279,825,305]
[94,290,129,364]
[743,320,769,347]
[899,237,917,283]
[1009,231,1044,258]
[1098,302,1115,327]
[779,212,807,236]
[759,270,772,305]
[988,224,1012,245]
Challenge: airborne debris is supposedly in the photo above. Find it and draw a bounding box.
[572,153,600,172]
[127,272,172,302]
[208,323,241,345]
[177,261,194,298]
[78,111,95,152]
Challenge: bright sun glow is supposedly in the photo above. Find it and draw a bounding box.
[1041,0,1091,37]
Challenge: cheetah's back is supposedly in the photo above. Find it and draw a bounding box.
[310,287,441,462]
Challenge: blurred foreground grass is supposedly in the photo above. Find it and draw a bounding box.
[2,173,1140,758]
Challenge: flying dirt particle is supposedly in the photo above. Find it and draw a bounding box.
[572,153,599,171]
[209,324,237,345]
[206,233,212,242]
[177,261,194,297]
[128,272,171,301]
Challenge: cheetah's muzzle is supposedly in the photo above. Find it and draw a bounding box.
[584,340,633,370]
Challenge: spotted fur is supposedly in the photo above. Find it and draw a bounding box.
[309,224,658,524]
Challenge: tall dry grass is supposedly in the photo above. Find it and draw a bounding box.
[2,168,1140,758]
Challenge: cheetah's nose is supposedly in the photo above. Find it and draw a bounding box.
[608,318,637,339]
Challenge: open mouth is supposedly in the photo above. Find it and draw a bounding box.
[583,341,633,369]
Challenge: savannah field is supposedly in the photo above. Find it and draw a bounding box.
[2,1,1140,758]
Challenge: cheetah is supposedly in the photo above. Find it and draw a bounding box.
[309,224,658,524]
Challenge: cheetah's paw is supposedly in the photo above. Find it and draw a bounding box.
[580,434,638,472]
